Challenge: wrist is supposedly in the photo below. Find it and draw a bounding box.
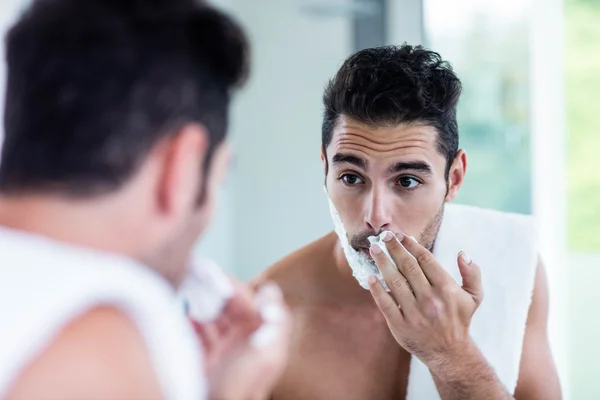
[425,342,512,400]
[425,339,488,380]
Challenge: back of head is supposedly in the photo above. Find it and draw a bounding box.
[322,44,462,176]
[0,0,249,196]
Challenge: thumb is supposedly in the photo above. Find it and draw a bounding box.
[457,251,484,305]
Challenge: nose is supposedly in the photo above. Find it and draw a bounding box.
[364,187,392,233]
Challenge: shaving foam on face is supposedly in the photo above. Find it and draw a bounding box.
[325,188,390,292]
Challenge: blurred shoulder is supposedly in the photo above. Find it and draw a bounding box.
[6,306,163,400]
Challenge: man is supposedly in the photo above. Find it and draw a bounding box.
[257,45,561,399]
[0,0,288,399]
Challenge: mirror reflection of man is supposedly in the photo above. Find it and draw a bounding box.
[256,45,561,400]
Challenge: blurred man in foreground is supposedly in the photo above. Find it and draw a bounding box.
[0,0,289,399]
[257,45,561,399]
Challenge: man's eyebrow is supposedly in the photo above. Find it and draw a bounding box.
[389,161,433,175]
[332,153,368,170]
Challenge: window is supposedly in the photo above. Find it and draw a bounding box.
[565,0,600,398]
[424,0,532,215]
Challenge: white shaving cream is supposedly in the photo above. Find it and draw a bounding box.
[250,284,286,348]
[181,261,285,348]
[179,259,234,323]
[326,189,392,291]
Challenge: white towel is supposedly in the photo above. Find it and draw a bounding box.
[0,227,205,400]
[406,203,537,399]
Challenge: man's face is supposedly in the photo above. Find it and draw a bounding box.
[325,116,462,259]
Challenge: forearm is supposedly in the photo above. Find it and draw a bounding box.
[427,343,514,400]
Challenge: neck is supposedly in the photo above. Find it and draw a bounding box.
[0,193,146,263]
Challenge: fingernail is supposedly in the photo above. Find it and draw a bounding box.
[382,231,394,242]
[459,251,472,265]
[368,275,377,285]
[370,243,383,255]
[409,236,418,243]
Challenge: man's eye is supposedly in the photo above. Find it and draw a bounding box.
[341,174,363,185]
[398,177,420,189]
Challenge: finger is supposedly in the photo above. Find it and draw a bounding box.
[379,231,431,294]
[400,235,452,287]
[214,313,249,356]
[250,305,292,395]
[250,283,290,349]
[222,283,262,333]
[192,321,221,366]
[457,251,484,305]
[370,242,416,311]
[368,275,405,324]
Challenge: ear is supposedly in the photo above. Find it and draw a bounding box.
[156,123,207,220]
[445,149,467,202]
[321,146,327,175]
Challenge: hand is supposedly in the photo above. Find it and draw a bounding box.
[368,232,484,368]
[193,280,291,400]
[191,279,260,373]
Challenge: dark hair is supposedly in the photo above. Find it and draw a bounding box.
[0,0,249,196]
[322,44,461,176]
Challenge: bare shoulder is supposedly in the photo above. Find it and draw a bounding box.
[252,232,338,305]
[6,306,163,400]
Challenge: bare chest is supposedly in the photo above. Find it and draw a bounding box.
[273,306,412,400]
